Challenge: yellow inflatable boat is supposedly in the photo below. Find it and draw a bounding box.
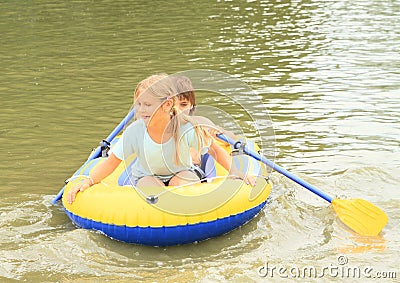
[61,139,272,246]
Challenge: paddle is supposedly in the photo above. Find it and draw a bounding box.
[51,109,136,204]
[217,134,388,236]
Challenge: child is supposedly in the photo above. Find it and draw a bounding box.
[173,75,238,141]
[173,75,238,164]
[173,75,256,184]
[68,74,254,204]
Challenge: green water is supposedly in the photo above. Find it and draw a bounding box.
[1,1,399,282]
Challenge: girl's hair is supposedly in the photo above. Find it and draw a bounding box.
[173,75,196,115]
[134,74,210,165]
[134,73,171,101]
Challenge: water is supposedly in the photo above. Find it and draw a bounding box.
[1,0,399,282]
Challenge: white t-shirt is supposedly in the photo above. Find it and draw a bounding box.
[112,119,210,181]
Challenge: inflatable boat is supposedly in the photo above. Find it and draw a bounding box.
[61,138,272,246]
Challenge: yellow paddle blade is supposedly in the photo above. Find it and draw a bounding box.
[332,198,388,236]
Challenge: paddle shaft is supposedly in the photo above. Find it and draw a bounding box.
[217,134,334,203]
[51,109,136,204]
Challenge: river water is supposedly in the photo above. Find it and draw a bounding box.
[0,1,399,282]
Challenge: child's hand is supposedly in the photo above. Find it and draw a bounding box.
[67,179,91,204]
[207,126,223,138]
[242,174,256,187]
[230,167,256,187]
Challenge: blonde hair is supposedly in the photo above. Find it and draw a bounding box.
[134,74,210,165]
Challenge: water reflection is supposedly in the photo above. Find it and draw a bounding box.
[336,234,387,254]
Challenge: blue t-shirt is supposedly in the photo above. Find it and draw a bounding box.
[111,119,210,180]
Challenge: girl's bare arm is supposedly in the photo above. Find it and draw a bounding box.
[67,153,122,204]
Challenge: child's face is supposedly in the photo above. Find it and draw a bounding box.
[134,91,164,125]
[177,97,192,115]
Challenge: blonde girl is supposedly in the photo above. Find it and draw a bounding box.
[68,74,211,204]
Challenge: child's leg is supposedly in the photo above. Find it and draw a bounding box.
[136,176,165,188]
[169,170,200,186]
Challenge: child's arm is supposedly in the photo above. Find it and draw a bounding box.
[207,139,256,186]
[193,116,237,141]
[67,153,122,204]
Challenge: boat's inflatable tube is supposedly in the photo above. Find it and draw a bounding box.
[62,139,272,246]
